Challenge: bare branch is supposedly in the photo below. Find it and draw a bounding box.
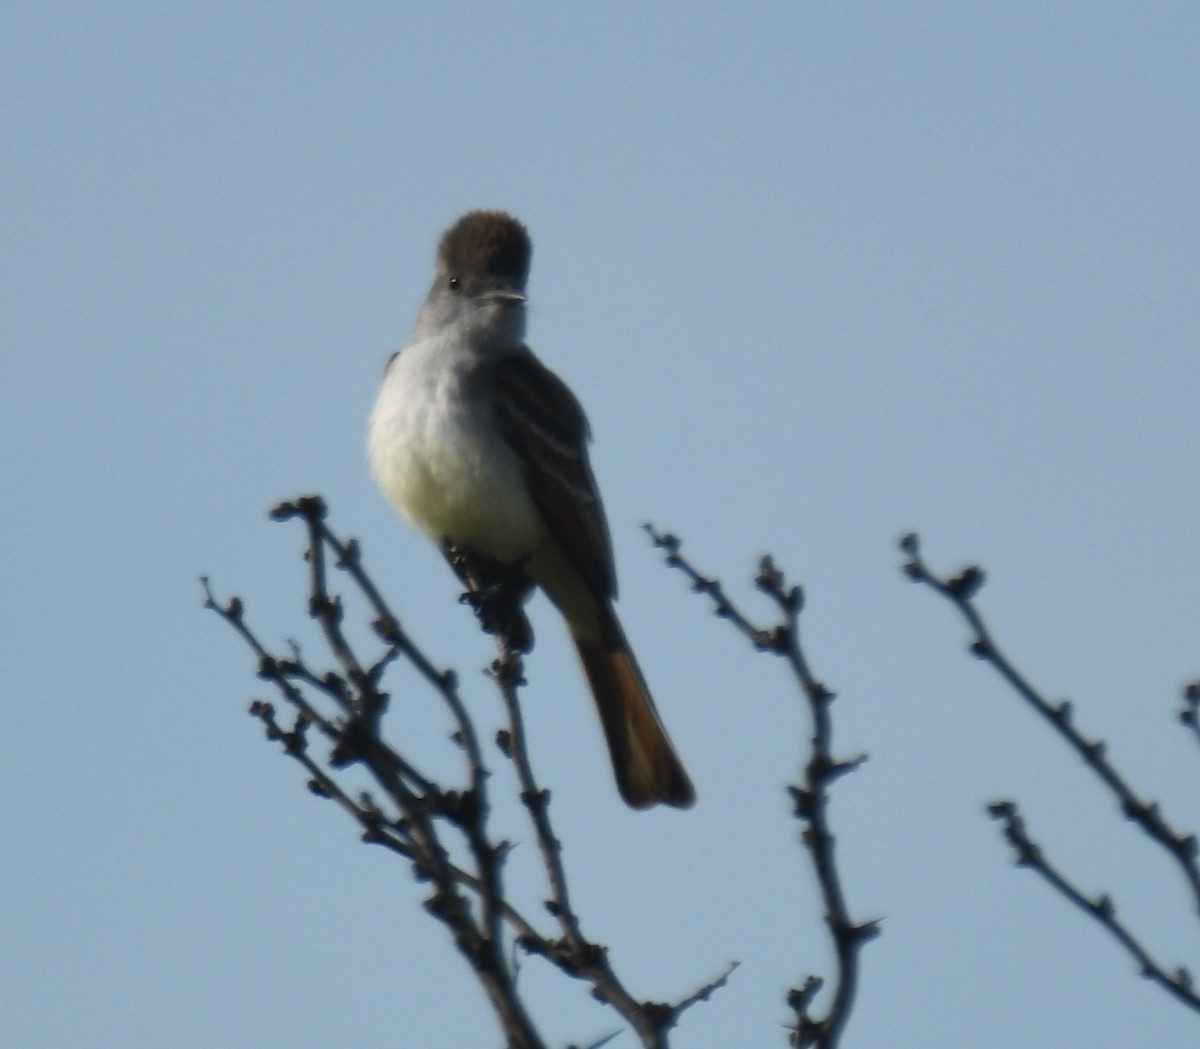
[646,525,875,1049]
[900,532,1200,912]
[901,532,1200,1016]
[210,498,546,1048]
[988,801,1200,1012]
[207,497,728,1048]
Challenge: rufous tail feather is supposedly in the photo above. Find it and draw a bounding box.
[572,615,694,809]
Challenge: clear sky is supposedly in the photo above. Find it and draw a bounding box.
[4,4,1199,1047]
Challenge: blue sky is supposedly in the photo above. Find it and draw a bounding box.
[4,4,1199,1046]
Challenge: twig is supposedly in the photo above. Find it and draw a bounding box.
[899,533,1200,912]
[646,525,875,1049]
[988,801,1200,1012]
[488,632,729,1048]
[901,532,1200,1016]
[208,497,546,1048]
[1178,683,1200,751]
[207,496,730,1048]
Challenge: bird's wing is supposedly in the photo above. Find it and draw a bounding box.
[489,348,617,600]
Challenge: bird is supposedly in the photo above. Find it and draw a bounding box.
[368,210,694,809]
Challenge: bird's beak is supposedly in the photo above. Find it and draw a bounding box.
[485,290,526,306]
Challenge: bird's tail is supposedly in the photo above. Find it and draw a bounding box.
[572,611,695,809]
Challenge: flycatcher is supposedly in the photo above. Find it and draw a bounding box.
[369,211,694,809]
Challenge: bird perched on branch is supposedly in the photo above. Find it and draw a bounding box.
[369,210,694,809]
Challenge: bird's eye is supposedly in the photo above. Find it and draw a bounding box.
[447,276,461,292]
